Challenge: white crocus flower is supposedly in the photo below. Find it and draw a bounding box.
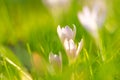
[64,38,83,63]
[78,6,99,39]
[49,52,62,73]
[78,1,106,61]
[78,3,106,40]
[57,25,76,43]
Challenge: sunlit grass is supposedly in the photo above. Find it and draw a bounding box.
[0,0,120,80]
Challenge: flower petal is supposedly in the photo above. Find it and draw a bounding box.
[76,39,84,56]
[69,39,76,57]
[57,25,76,43]
[57,25,62,40]
[64,39,70,51]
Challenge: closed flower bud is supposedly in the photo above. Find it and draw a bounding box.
[49,52,62,73]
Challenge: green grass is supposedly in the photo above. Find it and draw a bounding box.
[0,0,120,80]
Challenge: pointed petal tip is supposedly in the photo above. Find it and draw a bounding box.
[76,38,84,56]
[57,25,61,31]
[57,25,62,38]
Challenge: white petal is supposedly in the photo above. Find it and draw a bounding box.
[76,39,84,56]
[69,39,76,56]
[83,6,91,17]
[57,25,62,39]
[65,26,73,34]
[78,7,98,37]
[63,26,73,39]
[64,39,70,51]
[69,39,76,50]
[91,9,97,21]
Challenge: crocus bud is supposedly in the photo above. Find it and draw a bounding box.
[57,25,76,43]
[49,52,62,73]
[64,38,83,63]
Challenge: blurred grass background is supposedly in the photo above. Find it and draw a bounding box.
[0,0,120,80]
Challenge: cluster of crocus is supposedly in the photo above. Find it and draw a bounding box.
[48,25,83,73]
[57,25,83,63]
[48,0,106,74]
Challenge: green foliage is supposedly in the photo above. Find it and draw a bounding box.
[0,0,120,80]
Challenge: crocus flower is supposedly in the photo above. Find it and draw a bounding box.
[64,38,83,63]
[57,25,76,43]
[49,52,62,73]
[78,6,99,39]
[78,2,106,39]
[78,1,106,61]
